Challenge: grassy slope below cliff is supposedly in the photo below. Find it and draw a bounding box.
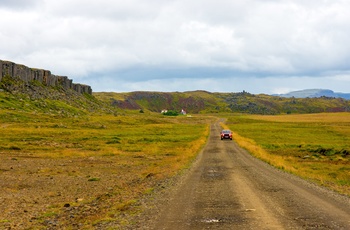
[0,76,114,116]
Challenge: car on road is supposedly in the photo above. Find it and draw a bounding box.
[220,130,232,140]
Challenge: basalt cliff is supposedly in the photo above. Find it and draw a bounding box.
[0,60,92,94]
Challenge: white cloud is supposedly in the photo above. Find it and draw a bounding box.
[1,0,350,93]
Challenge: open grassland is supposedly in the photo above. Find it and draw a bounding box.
[0,110,212,228]
[224,112,350,196]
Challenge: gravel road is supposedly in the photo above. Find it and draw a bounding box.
[137,121,350,229]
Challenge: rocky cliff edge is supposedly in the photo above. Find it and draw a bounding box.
[0,60,92,94]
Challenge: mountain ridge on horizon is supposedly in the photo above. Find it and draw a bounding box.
[274,89,350,100]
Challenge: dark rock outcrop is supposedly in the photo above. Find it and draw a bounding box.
[0,60,92,94]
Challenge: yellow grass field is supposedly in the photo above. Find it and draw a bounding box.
[0,111,213,228]
[224,112,350,196]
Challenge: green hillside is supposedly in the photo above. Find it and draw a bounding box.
[94,90,350,115]
[94,90,226,113]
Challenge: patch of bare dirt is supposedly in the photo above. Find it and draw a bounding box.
[0,154,146,229]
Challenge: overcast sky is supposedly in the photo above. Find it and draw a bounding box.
[1,0,350,94]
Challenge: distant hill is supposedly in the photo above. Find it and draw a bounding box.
[275,89,350,99]
[94,90,350,115]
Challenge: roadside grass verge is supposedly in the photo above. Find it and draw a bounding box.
[223,112,350,196]
[0,110,211,228]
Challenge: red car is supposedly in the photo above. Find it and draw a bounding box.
[220,130,232,140]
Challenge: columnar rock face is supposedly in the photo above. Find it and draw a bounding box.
[0,60,92,94]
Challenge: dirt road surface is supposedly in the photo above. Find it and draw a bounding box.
[137,121,350,229]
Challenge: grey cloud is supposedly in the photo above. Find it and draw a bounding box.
[0,0,42,10]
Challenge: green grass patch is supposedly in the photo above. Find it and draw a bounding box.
[0,219,10,223]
